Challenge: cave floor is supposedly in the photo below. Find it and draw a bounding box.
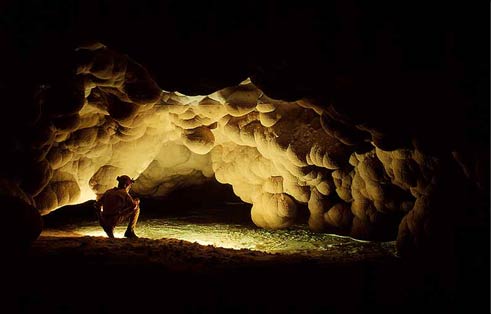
[40,215,398,255]
[6,231,466,314]
[6,202,485,314]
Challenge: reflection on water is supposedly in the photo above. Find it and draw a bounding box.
[63,215,396,255]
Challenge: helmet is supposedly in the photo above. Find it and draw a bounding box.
[117,175,135,186]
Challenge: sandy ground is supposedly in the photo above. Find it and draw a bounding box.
[4,228,480,314]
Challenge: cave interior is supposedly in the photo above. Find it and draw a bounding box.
[0,1,489,313]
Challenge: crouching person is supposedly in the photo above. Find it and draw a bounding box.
[94,175,140,239]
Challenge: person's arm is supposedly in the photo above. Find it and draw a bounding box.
[127,190,140,208]
[94,200,101,210]
[132,196,140,207]
[93,195,104,219]
[94,193,105,210]
[117,192,139,215]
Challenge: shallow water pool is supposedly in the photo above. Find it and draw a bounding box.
[60,215,396,255]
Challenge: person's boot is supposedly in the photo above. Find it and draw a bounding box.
[103,226,115,238]
[124,229,139,239]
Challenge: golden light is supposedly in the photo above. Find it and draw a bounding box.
[60,218,393,254]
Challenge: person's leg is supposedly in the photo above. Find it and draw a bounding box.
[102,224,115,238]
[124,205,140,238]
[100,218,115,238]
[99,215,117,238]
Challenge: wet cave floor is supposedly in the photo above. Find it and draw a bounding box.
[7,200,477,314]
[42,208,397,256]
